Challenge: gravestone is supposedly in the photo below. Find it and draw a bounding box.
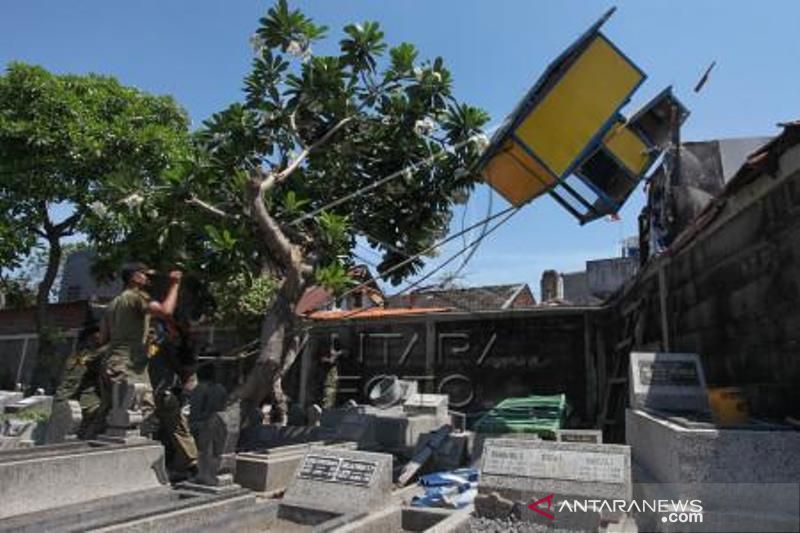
[192,400,240,488]
[0,391,23,410]
[281,448,394,516]
[44,400,82,444]
[403,393,448,419]
[4,395,53,416]
[1,395,53,447]
[629,352,710,414]
[102,381,150,443]
[478,438,631,528]
[556,429,603,444]
[235,440,357,494]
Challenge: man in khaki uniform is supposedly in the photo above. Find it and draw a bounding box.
[53,324,108,439]
[99,263,198,479]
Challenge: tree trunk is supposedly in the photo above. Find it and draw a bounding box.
[237,174,313,426]
[235,266,306,426]
[31,232,62,392]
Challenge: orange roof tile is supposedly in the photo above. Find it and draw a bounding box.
[306,307,451,321]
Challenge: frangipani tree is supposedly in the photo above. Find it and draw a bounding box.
[105,1,490,422]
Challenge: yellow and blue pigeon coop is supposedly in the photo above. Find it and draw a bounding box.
[479,8,689,224]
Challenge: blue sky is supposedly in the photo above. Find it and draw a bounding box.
[3,1,800,298]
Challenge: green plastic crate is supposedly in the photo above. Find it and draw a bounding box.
[474,393,566,438]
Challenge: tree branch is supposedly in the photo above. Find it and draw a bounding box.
[186,196,232,219]
[272,116,354,185]
[248,175,295,267]
[53,210,83,234]
[288,109,305,150]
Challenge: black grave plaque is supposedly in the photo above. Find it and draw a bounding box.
[335,459,377,486]
[298,455,340,481]
[638,360,699,387]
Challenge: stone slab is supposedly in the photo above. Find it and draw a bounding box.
[282,448,394,515]
[629,352,710,414]
[0,391,23,410]
[479,438,631,508]
[478,439,631,530]
[44,400,82,444]
[626,408,800,485]
[556,429,603,444]
[403,393,448,420]
[234,441,357,494]
[0,441,167,519]
[373,412,445,454]
[472,432,539,462]
[4,394,53,415]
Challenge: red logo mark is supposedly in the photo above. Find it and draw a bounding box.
[527,494,555,520]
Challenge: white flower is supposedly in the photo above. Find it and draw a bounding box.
[121,192,144,209]
[413,117,437,136]
[286,40,305,58]
[249,34,265,55]
[471,133,490,151]
[413,67,423,81]
[89,201,108,218]
[432,72,442,83]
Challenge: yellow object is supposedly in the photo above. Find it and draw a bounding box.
[708,387,749,426]
[603,123,650,176]
[483,138,557,206]
[514,34,644,178]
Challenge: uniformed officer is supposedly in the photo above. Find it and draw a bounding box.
[53,323,108,439]
[98,263,197,479]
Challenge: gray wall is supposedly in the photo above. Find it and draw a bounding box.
[298,307,601,426]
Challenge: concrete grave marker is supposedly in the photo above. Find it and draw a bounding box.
[282,448,393,515]
[629,352,710,413]
[193,400,240,488]
[102,381,150,443]
[44,400,82,444]
[478,438,631,528]
[0,391,23,411]
[403,393,448,419]
[556,429,603,444]
[4,395,53,416]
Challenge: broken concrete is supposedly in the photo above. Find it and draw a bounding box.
[478,437,631,529]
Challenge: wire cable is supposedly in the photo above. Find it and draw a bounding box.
[329,206,521,321]
[287,124,499,227]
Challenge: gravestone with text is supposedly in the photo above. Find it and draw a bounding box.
[629,352,710,414]
[556,429,603,444]
[281,448,394,516]
[477,438,631,528]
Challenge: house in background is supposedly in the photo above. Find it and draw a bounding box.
[295,264,385,316]
[540,240,639,306]
[386,283,536,312]
[58,249,120,303]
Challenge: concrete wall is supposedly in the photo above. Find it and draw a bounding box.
[611,143,800,420]
[297,307,602,426]
[586,257,638,300]
[561,271,596,305]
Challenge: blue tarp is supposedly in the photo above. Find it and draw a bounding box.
[411,468,479,509]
